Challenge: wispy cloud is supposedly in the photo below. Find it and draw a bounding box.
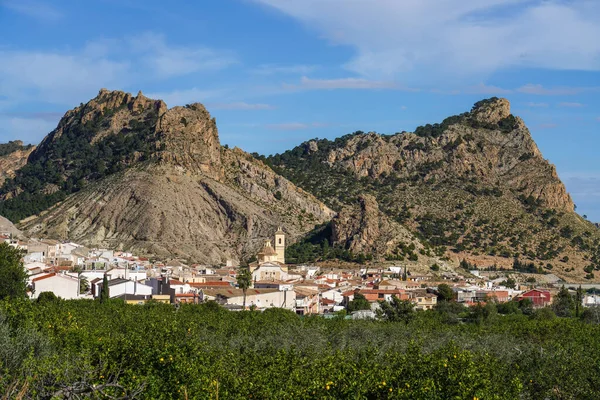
[145,88,226,107]
[265,122,329,130]
[284,76,417,91]
[537,123,558,129]
[128,33,237,78]
[266,122,310,130]
[251,64,318,75]
[0,33,235,108]
[0,115,57,144]
[2,0,62,22]
[207,102,275,110]
[558,102,585,108]
[517,84,600,96]
[526,102,549,108]
[464,83,512,95]
[253,0,600,79]
[0,111,64,122]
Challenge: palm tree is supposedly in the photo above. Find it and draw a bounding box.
[236,267,252,310]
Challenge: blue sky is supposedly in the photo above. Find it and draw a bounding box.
[0,0,599,219]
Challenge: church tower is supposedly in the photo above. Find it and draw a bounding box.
[274,227,285,264]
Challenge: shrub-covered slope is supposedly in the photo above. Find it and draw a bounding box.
[266,98,600,281]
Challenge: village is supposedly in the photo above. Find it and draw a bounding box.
[8,228,600,316]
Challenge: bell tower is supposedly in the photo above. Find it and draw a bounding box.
[274,227,285,264]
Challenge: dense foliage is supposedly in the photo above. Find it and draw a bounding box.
[0,141,33,157]
[0,243,27,300]
[1,299,600,399]
[0,105,161,222]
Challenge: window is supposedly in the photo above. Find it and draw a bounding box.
[278,239,282,244]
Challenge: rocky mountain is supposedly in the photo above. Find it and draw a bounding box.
[331,194,420,256]
[0,141,34,186]
[267,98,600,281]
[4,89,333,263]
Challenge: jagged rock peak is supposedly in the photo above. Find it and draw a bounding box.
[470,97,511,124]
[156,102,223,179]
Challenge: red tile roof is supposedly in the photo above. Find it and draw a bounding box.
[32,273,56,282]
[189,281,232,288]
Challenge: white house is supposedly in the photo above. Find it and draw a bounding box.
[202,288,296,310]
[94,278,153,299]
[30,273,85,300]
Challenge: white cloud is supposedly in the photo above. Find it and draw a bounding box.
[464,83,512,95]
[0,49,130,105]
[128,33,237,78]
[562,173,600,199]
[0,116,57,144]
[266,122,310,130]
[0,34,235,108]
[558,102,585,108]
[265,122,330,130]
[517,84,599,96]
[284,76,416,90]
[2,0,62,22]
[207,102,275,110]
[526,102,549,108]
[536,123,558,129]
[251,64,318,75]
[145,88,226,107]
[253,0,600,79]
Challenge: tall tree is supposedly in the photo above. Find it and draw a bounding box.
[100,273,110,303]
[575,285,584,318]
[552,285,575,317]
[437,283,455,302]
[0,243,27,300]
[347,293,371,312]
[376,295,415,323]
[236,267,252,309]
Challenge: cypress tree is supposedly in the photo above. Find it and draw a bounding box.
[100,273,110,303]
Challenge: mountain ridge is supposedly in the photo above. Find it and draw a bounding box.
[1,92,597,280]
[265,97,598,281]
[4,89,334,263]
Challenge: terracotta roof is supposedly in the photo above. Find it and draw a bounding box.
[189,281,233,288]
[258,246,277,256]
[202,288,278,298]
[170,279,184,285]
[32,273,56,282]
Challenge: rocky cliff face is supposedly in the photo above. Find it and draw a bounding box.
[323,98,572,212]
[17,90,334,263]
[0,141,34,186]
[155,103,223,180]
[331,194,420,256]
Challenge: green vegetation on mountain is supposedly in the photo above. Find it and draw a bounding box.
[2,299,600,398]
[0,95,162,222]
[0,141,33,157]
[266,98,600,280]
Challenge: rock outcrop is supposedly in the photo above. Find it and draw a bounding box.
[323,98,573,212]
[156,103,223,180]
[0,141,34,186]
[331,194,419,256]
